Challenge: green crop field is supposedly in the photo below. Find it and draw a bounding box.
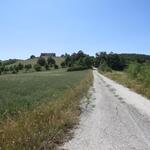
[0,69,88,120]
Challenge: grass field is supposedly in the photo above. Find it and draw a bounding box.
[0,69,93,149]
[0,69,88,120]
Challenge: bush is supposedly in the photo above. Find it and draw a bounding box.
[12,69,17,74]
[14,65,19,72]
[99,62,112,72]
[30,55,36,59]
[4,67,9,73]
[34,64,42,71]
[67,66,88,72]
[61,61,66,68]
[37,57,46,66]
[45,63,50,70]
[25,64,32,71]
[136,65,150,87]
[54,64,59,69]
[0,65,5,72]
[9,66,14,71]
[126,63,141,78]
[18,63,24,70]
[47,57,56,67]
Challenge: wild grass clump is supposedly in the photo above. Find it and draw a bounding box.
[0,70,93,150]
[104,63,150,98]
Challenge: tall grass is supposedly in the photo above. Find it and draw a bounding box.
[102,63,150,99]
[0,70,93,150]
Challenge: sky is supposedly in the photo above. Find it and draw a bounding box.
[0,0,150,60]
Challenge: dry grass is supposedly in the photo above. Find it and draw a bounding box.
[103,71,150,99]
[0,70,93,150]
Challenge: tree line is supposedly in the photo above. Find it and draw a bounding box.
[0,51,149,74]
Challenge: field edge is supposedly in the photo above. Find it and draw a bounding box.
[0,70,93,150]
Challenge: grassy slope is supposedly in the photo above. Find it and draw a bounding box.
[103,71,150,99]
[0,69,93,149]
[7,56,64,67]
[0,69,88,120]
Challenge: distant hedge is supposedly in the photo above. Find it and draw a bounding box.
[67,66,89,72]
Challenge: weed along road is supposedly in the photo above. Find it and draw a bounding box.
[62,70,150,150]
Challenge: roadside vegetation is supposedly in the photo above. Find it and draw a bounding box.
[97,52,150,99]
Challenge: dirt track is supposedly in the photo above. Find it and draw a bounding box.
[62,70,150,150]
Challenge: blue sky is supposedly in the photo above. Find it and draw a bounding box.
[0,0,150,60]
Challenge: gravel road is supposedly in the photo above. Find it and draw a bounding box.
[62,70,150,150]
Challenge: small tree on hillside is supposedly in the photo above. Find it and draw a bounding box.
[34,64,42,71]
[60,61,66,68]
[18,63,24,70]
[30,55,36,59]
[45,63,50,70]
[9,66,13,71]
[25,64,32,71]
[54,64,59,69]
[37,57,46,66]
[47,57,56,67]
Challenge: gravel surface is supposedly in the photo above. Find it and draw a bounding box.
[62,70,150,150]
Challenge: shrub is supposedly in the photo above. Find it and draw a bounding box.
[14,65,19,72]
[4,67,9,73]
[47,57,56,67]
[99,62,112,72]
[25,64,32,71]
[37,57,46,66]
[34,64,42,71]
[30,55,36,59]
[45,63,50,70]
[126,63,141,78]
[18,63,24,70]
[67,66,88,72]
[54,64,59,69]
[0,65,5,72]
[12,69,17,74]
[9,66,14,71]
[61,61,66,68]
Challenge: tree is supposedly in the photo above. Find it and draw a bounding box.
[60,61,66,68]
[30,55,36,59]
[18,63,24,70]
[4,67,9,73]
[65,56,72,66]
[34,64,42,71]
[25,64,32,71]
[83,56,93,68]
[47,57,56,67]
[45,63,50,70]
[54,64,59,69]
[107,53,126,71]
[0,65,5,72]
[9,66,14,71]
[37,57,46,66]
